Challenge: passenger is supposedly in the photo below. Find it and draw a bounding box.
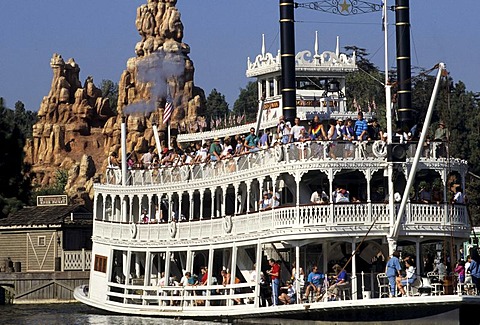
[277,116,291,144]
[341,118,355,157]
[234,135,245,155]
[335,187,350,203]
[107,151,121,184]
[454,259,466,284]
[259,191,272,211]
[140,209,149,223]
[418,182,431,203]
[244,128,260,153]
[259,129,271,149]
[354,111,369,141]
[266,258,281,306]
[291,262,305,290]
[289,117,305,143]
[308,115,327,140]
[433,260,447,281]
[327,264,349,299]
[126,152,136,169]
[269,188,281,208]
[220,137,234,159]
[385,250,402,298]
[468,248,480,293]
[140,147,154,168]
[396,258,416,296]
[311,188,328,204]
[465,255,472,283]
[278,280,296,305]
[304,265,324,301]
[209,138,222,161]
[327,118,338,159]
[452,185,466,204]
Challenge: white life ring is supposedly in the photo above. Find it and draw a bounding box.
[372,140,387,158]
[130,223,137,239]
[169,221,177,238]
[275,145,284,162]
[223,215,233,233]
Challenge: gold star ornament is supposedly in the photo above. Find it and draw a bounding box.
[339,0,350,13]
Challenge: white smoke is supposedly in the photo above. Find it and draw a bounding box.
[124,49,185,115]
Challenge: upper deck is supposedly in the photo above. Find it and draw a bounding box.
[94,139,470,247]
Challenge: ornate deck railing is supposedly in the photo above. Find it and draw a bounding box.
[104,140,458,186]
[93,203,468,243]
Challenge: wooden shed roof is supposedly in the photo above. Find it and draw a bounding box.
[0,205,92,227]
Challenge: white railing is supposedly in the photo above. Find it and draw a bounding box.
[62,249,91,271]
[106,281,256,309]
[93,203,468,243]
[104,141,459,186]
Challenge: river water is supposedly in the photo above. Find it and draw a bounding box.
[0,303,220,325]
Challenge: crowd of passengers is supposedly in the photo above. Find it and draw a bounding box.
[107,113,448,170]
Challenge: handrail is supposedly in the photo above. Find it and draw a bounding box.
[103,140,460,186]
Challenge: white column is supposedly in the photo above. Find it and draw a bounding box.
[223,186,228,217]
[351,241,357,300]
[200,190,205,220]
[206,247,214,306]
[233,184,239,215]
[295,245,300,303]
[189,191,194,221]
[229,243,238,306]
[254,240,263,308]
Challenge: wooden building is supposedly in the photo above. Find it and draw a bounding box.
[0,203,92,273]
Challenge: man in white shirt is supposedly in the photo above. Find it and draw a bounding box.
[311,188,328,204]
[289,117,305,142]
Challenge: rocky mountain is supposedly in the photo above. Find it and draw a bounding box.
[24,0,206,209]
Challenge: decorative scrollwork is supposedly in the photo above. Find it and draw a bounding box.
[297,0,383,16]
[372,140,387,158]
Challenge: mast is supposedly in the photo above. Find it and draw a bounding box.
[279,0,297,123]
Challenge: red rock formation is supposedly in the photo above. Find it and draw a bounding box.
[25,0,206,208]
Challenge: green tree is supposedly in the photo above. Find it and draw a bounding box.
[0,99,33,218]
[205,89,229,121]
[33,169,68,199]
[232,81,258,123]
[99,79,119,114]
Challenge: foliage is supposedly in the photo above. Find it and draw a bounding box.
[99,79,119,114]
[0,98,34,218]
[232,81,258,123]
[205,89,229,120]
[344,46,386,129]
[32,169,68,199]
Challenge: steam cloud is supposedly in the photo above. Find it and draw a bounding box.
[124,49,185,115]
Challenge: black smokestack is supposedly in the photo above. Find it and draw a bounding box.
[279,0,296,123]
[395,0,414,130]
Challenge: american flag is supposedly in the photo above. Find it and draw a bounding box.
[162,93,174,125]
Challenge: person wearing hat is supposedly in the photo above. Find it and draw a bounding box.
[327,264,349,299]
[209,138,222,161]
[259,191,272,211]
[335,118,344,138]
[278,280,296,305]
[434,121,449,157]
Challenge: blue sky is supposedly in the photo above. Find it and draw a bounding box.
[0,1,478,111]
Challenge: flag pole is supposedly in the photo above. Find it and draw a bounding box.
[168,120,171,149]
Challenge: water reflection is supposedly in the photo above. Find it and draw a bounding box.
[0,303,221,325]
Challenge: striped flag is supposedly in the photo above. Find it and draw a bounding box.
[162,93,173,125]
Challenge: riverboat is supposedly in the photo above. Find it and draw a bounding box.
[75,1,479,323]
